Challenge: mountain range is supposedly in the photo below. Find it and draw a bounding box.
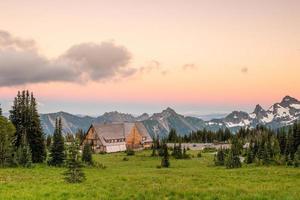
[39,95,300,137]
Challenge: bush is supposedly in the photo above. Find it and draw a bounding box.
[93,162,107,169]
[197,152,202,158]
[123,157,129,161]
[126,149,135,156]
[202,147,217,153]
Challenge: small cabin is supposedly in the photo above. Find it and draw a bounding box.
[82,122,153,153]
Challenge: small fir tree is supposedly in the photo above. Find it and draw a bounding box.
[82,143,93,165]
[75,129,85,143]
[225,137,241,169]
[273,139,281,163]
[182,147,190,159]
[64,140,85,183]
[214,148,225,166]
[151,143,157,157]
[262,143,271,165]
[161,143,170,168]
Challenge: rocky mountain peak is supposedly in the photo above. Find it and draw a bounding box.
[137,113,150,121]
[162,107,177,115]
[254,104,265,114]
[280,95,299,107]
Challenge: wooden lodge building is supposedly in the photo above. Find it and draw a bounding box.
[82,122,153,153]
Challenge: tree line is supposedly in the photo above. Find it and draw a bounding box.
[0,90,94,183]
[214,124,300,168]
[167,128,232,143]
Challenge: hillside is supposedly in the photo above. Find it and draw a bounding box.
[40,96,300,136]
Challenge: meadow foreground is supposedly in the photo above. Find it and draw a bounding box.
[0,151,299,200]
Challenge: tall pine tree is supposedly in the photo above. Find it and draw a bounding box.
[9,91,46,163]
[49,118,65,166]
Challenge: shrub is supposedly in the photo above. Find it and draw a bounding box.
[93,162,107,169]
[126,149,135,156]
[123,157,129,161]
[197,152,202,158]
[202,147,217,153]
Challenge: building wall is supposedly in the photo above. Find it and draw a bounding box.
[106,144,127,153]
[82,126,104,152]
[126,125,143,149]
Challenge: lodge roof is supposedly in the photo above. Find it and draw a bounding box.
[91,122,152,142]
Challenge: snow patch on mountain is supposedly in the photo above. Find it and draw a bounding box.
[290,103,300,109]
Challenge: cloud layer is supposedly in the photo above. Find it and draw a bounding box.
[0,30,134,87]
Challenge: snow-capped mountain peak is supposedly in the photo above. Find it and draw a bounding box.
[280,95,299,107]
[254,104,265,114]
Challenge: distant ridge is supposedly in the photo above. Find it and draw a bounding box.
[40,96,300,136]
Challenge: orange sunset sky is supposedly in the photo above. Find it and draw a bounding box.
[0,0,299,115]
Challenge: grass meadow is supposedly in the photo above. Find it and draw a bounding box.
[0,150,299,200]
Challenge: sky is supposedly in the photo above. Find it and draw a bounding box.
[0,0,299,116]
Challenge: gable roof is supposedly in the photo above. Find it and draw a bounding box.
[93,123,124,140]
[91,122,152,142]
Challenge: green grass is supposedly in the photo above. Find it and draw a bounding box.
[0,151,299,200]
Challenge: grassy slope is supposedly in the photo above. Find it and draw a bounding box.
[0,151,299,200]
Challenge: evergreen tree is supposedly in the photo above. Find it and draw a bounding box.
[168,129,178,142]
[262,143,271,165]
[0,103,2,116]
[64,140,85,183]
[273,138,281,163]
[161,143,170,168]
[151,143,157,157]
[285,128,294,161]
[225,137,241,169]
[82,143,93,165]
[294,146,300,167]
[46,135,52,150]
[247,139,257,164]
[0,116,15,167]
[245,145,254,164]
[48,118,65,166]
[75,129,85,143]
[214,148,225,166]
[277,128,287,155]
[293,122,300,157]
[9,90,46,163]
[15,135,32,168]
[182,147,190,159]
